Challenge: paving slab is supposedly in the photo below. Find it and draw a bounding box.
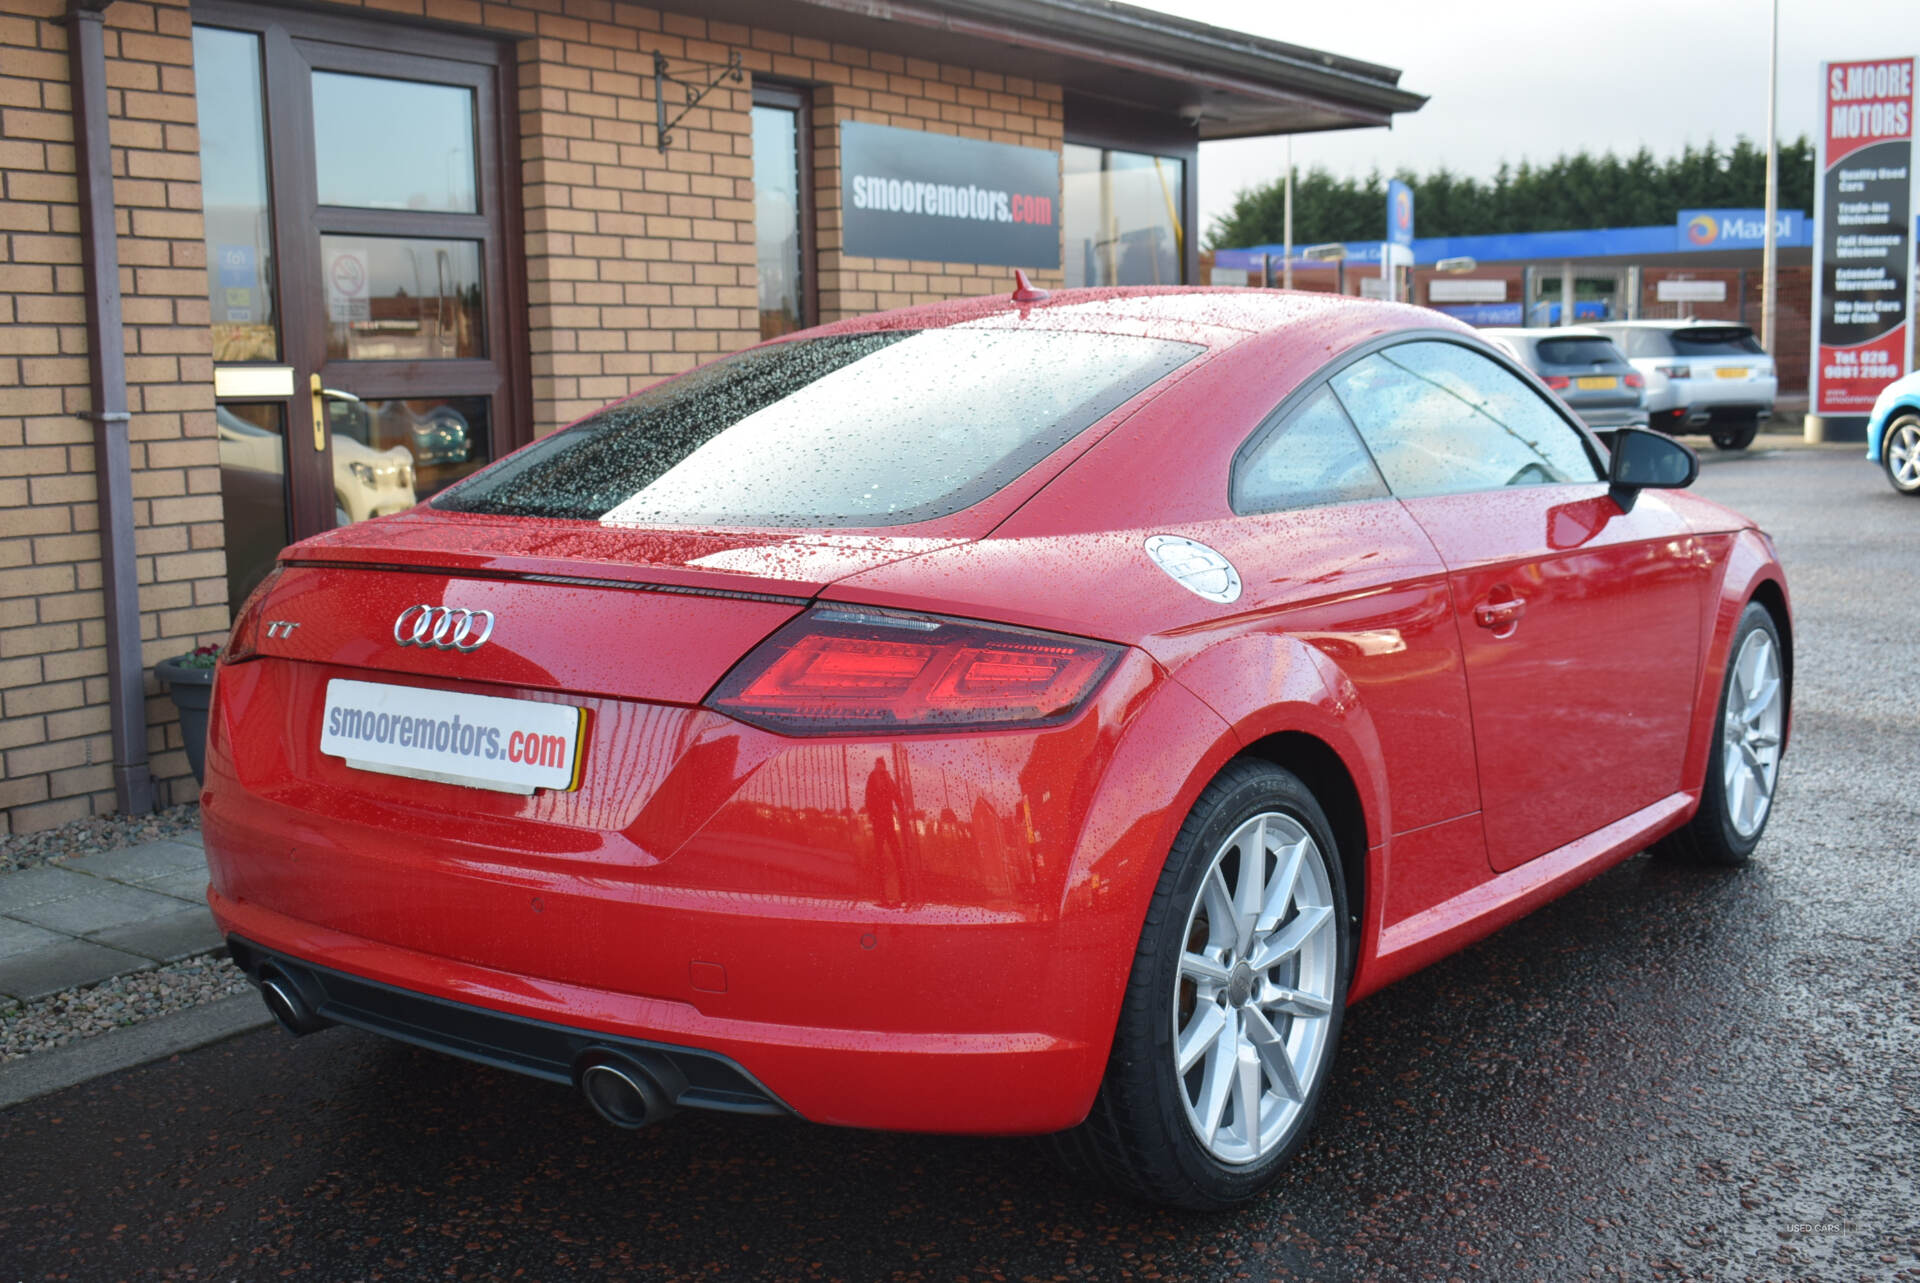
[0,867,102,914]
[0,917,67,961]
[0,939,151,1002]
[89,907,224,964]
[141,868,210,902]
[7,881,193,936]
[66,839,208,885]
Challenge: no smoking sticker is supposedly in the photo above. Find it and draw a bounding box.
[325,249,370,323]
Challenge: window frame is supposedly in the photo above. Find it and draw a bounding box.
[1230,330,1609,513]
[750,79,817,334]
[1062,94,1199,287]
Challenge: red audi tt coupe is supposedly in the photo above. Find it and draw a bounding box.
[203,287,1790,1208]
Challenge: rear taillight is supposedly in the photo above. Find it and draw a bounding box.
[708,606,1123,735]
[1542,375,1572,390]
[222,567,284,664]
[1624,372,1645,389]
[1656,364,1691,379]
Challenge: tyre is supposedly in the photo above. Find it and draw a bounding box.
[1710,417,1760,451]
[1883,414,1920,495]
[1654,601,1786,866]
[1048,760,1351,1208]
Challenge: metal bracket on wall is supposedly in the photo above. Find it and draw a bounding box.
[653,50,743,153]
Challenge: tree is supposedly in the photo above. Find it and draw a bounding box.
[1204,136,1818,249]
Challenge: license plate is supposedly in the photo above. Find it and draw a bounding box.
[320,678,586,794]
[1575,375,1617,390]
[1716,366,1748,379]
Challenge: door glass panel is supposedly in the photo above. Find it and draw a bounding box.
[1063,144,1185,288]
[330,395,490,501]
[319,236,484,360]
[216,403,290,609]
[312,72,478,212]
[752,103,803,339]
[193,28,278,362]
[1330,342,1601,499]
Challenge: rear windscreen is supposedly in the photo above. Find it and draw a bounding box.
[1670,327,1764,357]
[1535,338,1625,366]
[434,329,1201,527]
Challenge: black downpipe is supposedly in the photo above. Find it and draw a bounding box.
[67,0,154,816]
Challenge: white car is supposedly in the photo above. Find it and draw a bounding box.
[1867,370,1920,496]
[1590,320,1777,451]
[217,405,417,524]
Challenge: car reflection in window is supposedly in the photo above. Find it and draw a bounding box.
[219,404,417,525]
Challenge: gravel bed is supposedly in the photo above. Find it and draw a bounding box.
[0,802,201,873]
[0,952,253,1063]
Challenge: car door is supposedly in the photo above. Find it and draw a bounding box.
[1219,383,1491,918]
[1328,339,1707,872]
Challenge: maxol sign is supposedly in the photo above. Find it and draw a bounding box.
[1810,57,1916,417]
[1676,209,1806,248]
[840,122,1061,270]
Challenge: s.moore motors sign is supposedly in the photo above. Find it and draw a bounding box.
[840,122,1061,270]
[1810,57,1916,418]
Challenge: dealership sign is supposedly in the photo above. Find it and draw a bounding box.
[840,122,1061,269]
[1811,58,1916,416]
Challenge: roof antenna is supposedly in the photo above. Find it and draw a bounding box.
[1011,269,1050,303]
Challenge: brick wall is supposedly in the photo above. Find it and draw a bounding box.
[0,0,1069,833]
[1,0,225,834]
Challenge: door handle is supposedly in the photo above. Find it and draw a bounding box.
[308,375,361,453]
[1473,594,1527,632]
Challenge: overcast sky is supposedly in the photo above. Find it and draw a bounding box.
[1136,0,1916,239]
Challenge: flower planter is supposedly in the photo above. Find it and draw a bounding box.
[154,655,216,785]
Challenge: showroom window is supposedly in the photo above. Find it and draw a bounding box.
[752,83,814,340]
[1063,143,1187,288]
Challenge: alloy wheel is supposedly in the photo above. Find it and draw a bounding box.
[1172,811,1338,1166]
[1722,629,1784,839]
[1889,421,1920,490]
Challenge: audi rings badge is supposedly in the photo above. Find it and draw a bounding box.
[393,604,496,652]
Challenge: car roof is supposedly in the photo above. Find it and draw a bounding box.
[802,285,1471,353]
[1595,318,1752,331]
[1480,326,1611,341]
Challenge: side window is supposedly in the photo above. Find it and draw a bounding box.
[1234,384,1390,513]
[1329,341,1601,499]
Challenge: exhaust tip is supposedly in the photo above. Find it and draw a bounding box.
[577,1053,681,1130]
[259,970,332,1036]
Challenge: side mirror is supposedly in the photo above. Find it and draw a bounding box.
[1608,427,1697,509]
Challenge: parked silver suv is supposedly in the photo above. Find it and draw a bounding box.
[1481,327,1645,434]
[1590,320,1776,450]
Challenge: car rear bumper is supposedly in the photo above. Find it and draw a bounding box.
[1647,377,1778,415]
[225,933,792,1114]
[1572,405,1646,428]
[1652,402,1772,430]
[210,886,1103,1133]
